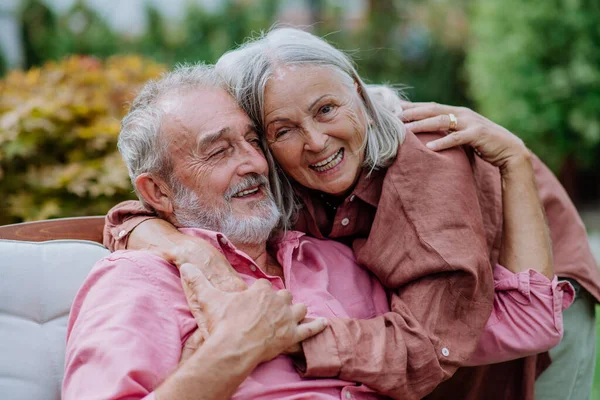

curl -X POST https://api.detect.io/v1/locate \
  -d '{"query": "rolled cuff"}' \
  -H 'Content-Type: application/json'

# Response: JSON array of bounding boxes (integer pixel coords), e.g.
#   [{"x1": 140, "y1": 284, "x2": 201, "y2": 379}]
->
[
  {"x1": 466, "y1": 264, "x2": 575, "y2": 366},
  {"x1": 297, "y1": 325, "x2": 342, "y2": 378}
]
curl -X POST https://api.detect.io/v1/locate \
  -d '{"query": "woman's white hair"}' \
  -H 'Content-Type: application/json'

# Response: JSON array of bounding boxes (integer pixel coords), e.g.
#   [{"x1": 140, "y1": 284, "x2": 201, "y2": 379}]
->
[{"x1": 215, "y1": 27, "x2": 406, "y2": 229}]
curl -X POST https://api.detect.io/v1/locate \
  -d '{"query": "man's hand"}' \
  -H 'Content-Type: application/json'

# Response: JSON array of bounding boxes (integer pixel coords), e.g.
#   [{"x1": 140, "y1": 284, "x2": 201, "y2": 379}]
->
[{"x1": 180, "y1": 263, "x2": 328, "y2": 364}]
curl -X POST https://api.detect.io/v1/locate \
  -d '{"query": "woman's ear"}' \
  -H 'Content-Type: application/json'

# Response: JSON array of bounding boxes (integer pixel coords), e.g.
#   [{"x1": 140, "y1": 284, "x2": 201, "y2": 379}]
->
[{"x1": 135, "y1": 173, "x2": 174, "y2": 216}]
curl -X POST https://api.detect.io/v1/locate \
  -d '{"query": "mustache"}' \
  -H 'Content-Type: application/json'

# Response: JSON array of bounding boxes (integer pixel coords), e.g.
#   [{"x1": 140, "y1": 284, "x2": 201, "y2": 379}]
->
[{"x1": 224, "y1": 173, "x2": 270, "y2": 201}]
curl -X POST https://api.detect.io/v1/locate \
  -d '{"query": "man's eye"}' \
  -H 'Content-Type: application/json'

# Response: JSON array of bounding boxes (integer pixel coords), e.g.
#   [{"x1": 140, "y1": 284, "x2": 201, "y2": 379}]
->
[
  {"x1": 209, "y1": 148, "x2": 226, "y2": 158},
  {"x1": 248, "y1": 137, "x2": 262, "y2": 147}
]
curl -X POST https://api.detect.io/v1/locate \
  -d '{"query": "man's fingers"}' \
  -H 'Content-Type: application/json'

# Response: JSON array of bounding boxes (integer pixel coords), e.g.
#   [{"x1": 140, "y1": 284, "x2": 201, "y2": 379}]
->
[
  {"x1": 291, "y1": 302, "x2": 308, "y2": 322},
  {"x1": 295, "y1": 318, "x2": 328, "y2": 342},
  {"x1": 276, "y1": 289, "x2": 293, "y2": 304},
  {"x1": 426, "y1": 129, "x2": 477, "y2": 152},
  {"x1": 251, "y1": 278, "x2": 273, "y2": 291}
]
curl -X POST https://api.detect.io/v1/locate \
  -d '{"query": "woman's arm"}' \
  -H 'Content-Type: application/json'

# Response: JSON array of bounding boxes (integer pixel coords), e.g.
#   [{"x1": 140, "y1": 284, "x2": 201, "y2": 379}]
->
[
  {"x1": 104, "y1": 201, "x2": 246, "y2": 292},
  {"x1": 402, "y1": 102, "x2": 553, "y2": 279}
]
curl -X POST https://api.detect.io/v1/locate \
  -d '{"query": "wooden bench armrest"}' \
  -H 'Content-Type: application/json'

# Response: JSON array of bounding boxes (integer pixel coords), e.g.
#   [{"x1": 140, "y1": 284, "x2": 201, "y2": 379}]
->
[{"x1": 0, "y1": 216, "x2": 105, "y2": 244}]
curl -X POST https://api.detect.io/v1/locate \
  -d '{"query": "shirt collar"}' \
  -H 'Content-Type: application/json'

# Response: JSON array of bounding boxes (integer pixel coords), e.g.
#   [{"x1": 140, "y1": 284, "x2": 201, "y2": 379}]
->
[
  {"x1": 294, "y1": 166, "x2": 385, "y2": 210},
  {"x1": 178, "y1": 227, "x2": 305, "y2": 265},
  {"x1": 351, "y1": 167, "x2": 385, "y2": 208}
]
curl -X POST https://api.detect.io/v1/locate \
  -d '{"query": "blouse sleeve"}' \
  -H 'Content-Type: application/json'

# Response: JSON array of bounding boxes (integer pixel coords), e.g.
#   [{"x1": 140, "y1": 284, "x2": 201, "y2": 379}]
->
[
  {"x1": 466, "y1": 264, "x2": 575, "y2": 366},
  {"x1": 103, "y1": 200, "x2": 157, "y2": 251}
]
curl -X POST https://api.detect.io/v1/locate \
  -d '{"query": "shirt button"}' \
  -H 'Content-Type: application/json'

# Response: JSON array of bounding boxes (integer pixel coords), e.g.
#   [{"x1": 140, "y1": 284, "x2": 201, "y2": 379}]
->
[
  {"x1": 349, "y1": 195, "x2": 355, "y2": 202},
  {"x1": 341, "y1": 218, "x2": 350, "y2": 226},
  {"x1": 441, "y1": 347, "x2": 450, "y2": 357},
  {"x1": 345, "y1": 391, "x2": 352, "y2": 399},
  {"x1": 219, "y1": 237, "x2": 228, "y2": 245},
  {"x1": 118, "y1": 230, "x2": 126, "y2": 238},
  {"x1": 250, "y1": 265, "x2": 257, "y2": 272}
]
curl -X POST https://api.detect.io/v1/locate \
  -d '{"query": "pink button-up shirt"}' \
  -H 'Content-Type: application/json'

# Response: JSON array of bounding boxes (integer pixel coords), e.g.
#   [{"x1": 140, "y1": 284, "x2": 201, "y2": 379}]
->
[{"x1": 63, "y1": 228, "x2": 573, "y2": 400}]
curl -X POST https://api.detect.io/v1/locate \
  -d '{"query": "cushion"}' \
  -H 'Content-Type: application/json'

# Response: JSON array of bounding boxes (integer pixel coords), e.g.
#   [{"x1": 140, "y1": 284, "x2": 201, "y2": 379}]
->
[{"x1": 0, "y1": 239, "x2": 108, "y2": 400}]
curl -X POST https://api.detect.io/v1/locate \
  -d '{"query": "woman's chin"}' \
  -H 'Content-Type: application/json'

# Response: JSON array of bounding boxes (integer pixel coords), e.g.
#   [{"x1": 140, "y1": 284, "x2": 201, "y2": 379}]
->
[{"x1": 312, "y1": 177, "x2": 356, "y2": 197}]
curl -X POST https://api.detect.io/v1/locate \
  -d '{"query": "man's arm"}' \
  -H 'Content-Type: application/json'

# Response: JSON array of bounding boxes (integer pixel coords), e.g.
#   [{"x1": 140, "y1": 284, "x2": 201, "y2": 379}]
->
[
  {"x1": 63, "y1": 254, "x2": 189, "y2": 399},
  {"x1": 154, "y1": 331, "x2": 260, "y2": 400},
  {"x1": 64, "y1": 255, "x2": 327, "y2": 400}
]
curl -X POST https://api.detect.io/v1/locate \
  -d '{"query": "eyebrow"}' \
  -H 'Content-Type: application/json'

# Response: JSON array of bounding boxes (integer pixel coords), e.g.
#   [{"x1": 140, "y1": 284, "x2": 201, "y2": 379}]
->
[
  {"x1": 266, "y1": 95, "x2": 332, "y2": 128},
  {"x1": 196, "y1": 127, "x2": 229, "y2": 152},
  {"x1": 196, "y1": 124, "x2": 257, "y2": 152},
  {"x1": 308, "y1": 94, "x2": 331, "y2": 112}
]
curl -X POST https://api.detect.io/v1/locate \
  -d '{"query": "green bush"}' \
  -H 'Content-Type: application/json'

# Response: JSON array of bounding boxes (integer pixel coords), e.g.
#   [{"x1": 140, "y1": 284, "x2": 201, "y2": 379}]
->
[
  {"x1": 467, "y1": 0, "x2": 600, "y2": 172},
  {"x1": 0, "y1": 55, "x2": 166, "y2": 224}
]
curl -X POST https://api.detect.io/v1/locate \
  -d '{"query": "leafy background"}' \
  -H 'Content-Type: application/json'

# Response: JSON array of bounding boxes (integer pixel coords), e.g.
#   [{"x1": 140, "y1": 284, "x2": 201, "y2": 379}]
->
[{"x1": 1, "y1": 0, "x2": 600, "y2": 395}]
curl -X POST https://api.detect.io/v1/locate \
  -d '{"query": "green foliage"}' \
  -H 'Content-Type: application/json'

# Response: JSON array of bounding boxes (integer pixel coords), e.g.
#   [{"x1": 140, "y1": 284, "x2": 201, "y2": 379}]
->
[
  {"x1": 0, "y1": 0, "x2": 493, "y2": 223},
  {"x1": 0, "y1": 55, "x2": 166, "y2": 224},
  {"x1": 467, "y1": 0, "x2": 600, "y2": 172}
]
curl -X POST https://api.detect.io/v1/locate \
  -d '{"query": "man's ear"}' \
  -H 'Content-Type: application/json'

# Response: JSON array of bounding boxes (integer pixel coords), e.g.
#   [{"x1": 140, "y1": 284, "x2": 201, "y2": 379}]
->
[{"x1": 135, "y1": 173, "x2": 174, "y2": 216}]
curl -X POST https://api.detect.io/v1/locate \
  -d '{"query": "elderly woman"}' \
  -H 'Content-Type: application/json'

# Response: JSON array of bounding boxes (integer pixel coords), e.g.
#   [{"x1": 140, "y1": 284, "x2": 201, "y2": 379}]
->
[{"x1": 104, "y1": 29, "x2": 599, "y2": 400}]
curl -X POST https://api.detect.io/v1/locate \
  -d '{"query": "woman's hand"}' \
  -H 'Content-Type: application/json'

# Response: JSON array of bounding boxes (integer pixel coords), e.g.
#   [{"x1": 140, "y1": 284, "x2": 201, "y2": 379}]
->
[
  {"x1": 400, "y1": 101, "x2": 530, "y2": 173},
  {"x1": 129, "y1": 219, "x2": 247, "y2": 292},
  {"x1": 171, "y1": 235, "x2": 248, "y2": 292}
]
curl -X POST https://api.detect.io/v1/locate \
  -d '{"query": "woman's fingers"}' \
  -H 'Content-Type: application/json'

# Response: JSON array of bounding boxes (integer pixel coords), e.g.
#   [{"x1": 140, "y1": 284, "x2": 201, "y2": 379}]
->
[
  {"x1": 400, "y1": 102, "x2": 457, "y2": 122},
  {"x1": 426, "y1": 129, "x2": 479, "y2": 152},
  {"x1": 404, "y1": 114, "x2": 462, "y2": 133}
]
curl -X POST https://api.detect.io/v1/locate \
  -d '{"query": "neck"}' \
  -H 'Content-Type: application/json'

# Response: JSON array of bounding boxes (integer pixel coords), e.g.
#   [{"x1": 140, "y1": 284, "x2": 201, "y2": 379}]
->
[{"x1": 236, "y1": 242, "x2": 269, "y2": 269}]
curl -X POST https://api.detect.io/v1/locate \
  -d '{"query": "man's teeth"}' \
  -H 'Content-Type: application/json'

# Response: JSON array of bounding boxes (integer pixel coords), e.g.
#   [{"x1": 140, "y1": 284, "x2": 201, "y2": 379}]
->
[
  {"x1": 232, "y1": 187, "x2": 259, "y2": 198},
  {"x1": 311, "y1": 149, "x2": 343, "y2": 172}
]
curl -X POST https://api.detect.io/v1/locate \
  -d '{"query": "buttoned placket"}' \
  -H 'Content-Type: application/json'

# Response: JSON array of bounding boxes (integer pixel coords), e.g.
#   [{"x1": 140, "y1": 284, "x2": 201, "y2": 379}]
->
[
  {"x1": 329, "y1": 195, "x2": 359, "y2": 238},
  {"x1": 216, "y1": 234, "x2": 285, "y2": 290}
]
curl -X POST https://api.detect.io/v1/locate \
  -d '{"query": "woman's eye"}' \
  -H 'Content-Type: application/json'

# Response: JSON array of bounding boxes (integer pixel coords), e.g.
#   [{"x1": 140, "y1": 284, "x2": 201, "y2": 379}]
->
[
  {"x1": 318, "y1": 104, "x2": 337, "y2": 117},
  {"x1": 276, "y1": 129, "x2": 290, "y2": 138}
]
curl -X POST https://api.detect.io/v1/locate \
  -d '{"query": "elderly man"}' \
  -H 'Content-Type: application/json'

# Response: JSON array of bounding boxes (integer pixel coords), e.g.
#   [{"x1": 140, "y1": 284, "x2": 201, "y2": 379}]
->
[{"x1": 62, "y1": 64, "x2": 392, "y2": 399}]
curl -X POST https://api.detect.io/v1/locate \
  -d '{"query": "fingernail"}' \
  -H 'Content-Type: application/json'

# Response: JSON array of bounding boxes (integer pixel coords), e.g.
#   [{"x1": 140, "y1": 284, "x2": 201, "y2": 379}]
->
[
  {"x1": 426, "y1": 142, "x2": 437, "y2": 149},
  {"x1": 319, "y1": 317, "x2": 328, "y2": 326}
]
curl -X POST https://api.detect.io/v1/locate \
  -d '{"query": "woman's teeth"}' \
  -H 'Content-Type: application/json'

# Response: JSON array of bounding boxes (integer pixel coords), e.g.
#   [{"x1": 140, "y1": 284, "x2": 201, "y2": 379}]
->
[
  {"x1": 311, "y1": 149, "x2": 344, "y2": 172},
  {"x1": 232, "y1": 187, "x2": 259, "y2": 198}
]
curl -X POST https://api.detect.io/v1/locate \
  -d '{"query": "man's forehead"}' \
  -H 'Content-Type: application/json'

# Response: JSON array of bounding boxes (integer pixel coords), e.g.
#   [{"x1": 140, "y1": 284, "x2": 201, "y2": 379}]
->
[
  {"x1": 162, "y1": 87, "x2": 248, "y2": 128},
  {"x1": 159, "y1": 87, "x2": 236, "y2": 114}
]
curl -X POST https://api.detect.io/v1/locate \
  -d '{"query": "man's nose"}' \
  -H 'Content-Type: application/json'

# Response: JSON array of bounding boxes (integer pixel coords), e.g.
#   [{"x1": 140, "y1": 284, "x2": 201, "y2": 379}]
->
[
  {"x1": 237, "y1": 142, "x2": 268, "y2": 176},
  {"x1": 303, "y1": 126, "x2": 328, "y2": 152}
]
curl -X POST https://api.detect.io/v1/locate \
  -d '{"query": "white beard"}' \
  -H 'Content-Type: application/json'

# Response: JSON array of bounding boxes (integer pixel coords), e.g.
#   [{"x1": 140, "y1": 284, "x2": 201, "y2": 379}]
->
[{"x1": 170, "y1": 175, "x2": 281, "y2": 245}]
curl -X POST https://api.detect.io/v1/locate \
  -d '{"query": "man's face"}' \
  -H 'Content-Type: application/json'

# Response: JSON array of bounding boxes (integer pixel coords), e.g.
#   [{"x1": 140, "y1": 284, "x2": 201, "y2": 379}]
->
[{"x1": 161, "y1": 88, "x2": 280, "y2": 243}]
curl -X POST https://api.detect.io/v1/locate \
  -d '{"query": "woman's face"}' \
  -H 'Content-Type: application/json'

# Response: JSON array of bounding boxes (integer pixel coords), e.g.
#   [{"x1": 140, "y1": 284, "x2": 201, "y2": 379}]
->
[{"x1": 263, "y1": 65, "x2": 368, "y2": 196}]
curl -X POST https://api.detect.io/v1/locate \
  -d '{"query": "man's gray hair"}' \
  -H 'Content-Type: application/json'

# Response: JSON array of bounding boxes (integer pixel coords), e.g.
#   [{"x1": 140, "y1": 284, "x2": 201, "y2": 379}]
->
[
  {"x1": 118, "y1": 63, "x2": 222, "y2": 209},
  {"x1": 215, "y1": 27, "x2": 406, "y2": 229}
]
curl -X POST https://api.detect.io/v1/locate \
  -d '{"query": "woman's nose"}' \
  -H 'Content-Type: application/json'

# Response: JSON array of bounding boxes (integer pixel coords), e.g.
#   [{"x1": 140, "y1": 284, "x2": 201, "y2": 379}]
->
[{"x1": 303, "y1": 128, "x2": 327, "y2": 152}]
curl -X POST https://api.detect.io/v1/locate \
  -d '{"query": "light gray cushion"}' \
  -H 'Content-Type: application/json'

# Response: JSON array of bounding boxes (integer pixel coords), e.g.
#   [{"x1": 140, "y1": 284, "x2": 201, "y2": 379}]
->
[{"x1": 0, "y1": 239, "x2": 108, "y2": 400}]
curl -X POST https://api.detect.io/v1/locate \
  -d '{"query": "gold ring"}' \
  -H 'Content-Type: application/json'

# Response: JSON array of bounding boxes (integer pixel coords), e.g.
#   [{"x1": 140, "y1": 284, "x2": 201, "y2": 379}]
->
[{"x1": 448, "y1": 113, "x2": 458, "y2": 131}]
